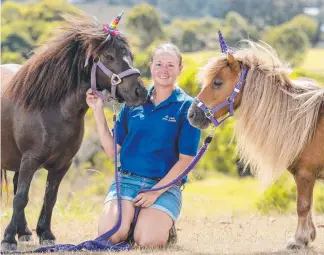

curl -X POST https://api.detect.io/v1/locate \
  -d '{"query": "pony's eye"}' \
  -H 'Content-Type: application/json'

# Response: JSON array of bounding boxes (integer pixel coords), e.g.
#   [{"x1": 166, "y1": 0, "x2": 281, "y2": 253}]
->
[
  {"x1": 105, "y1": 54, "x2": 115, "y2": 61},
  {"x1": 121, "y1": 49, "x2": 127, "y2": 55},
  {"x1": 213, "y1": 80, "x2": 223, "y2": 87}
]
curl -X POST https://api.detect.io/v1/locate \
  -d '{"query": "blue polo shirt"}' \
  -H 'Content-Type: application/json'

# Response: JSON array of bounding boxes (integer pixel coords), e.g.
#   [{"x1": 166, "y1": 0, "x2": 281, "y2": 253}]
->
[{"x1": 115, "y1": 85, "x2": 201, "y2": 180}]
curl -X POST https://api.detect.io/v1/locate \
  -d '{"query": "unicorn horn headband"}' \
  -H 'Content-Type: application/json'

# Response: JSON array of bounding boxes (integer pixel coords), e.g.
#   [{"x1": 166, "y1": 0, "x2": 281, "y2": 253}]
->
[
  {"x1": 103, "y1": 11, "x2": 124, "y2": 37},
  {"x1": 218, "y1": 30, "x2": 234, "y2": 54},
  {"x1": 85, "y1": 12, "x2": 124, "y2": 67}
]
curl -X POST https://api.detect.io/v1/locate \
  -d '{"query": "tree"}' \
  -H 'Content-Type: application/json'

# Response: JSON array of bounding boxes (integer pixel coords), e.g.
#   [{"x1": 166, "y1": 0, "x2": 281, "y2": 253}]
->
[
  {"x1": 262, "y1": 24, "x2": 310, "y2": 66},
  {"x1": 1, "y1": 0, "x2": 78, "y2": 64},
  {"x1": 166, "y1": 17, "x2": 221, "y2": 52},
  {"x1": 1, "y1": 1, "x2": 23, "y2": 25},
  {"x1": 222, "y1": 11, "x2": 259, "y2": 47},
  {"x1": 289, "y1": 14, "x2": 318, "y2": 46},
  {"x1": 126, "y1": 4, "x2": 164, "y2": 48}
]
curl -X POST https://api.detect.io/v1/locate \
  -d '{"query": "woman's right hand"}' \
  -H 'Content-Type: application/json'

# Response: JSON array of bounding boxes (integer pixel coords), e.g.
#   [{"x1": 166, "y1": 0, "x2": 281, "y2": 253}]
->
[{"x1": 86, "y1": 89, "x2": 104, "y2": 111}]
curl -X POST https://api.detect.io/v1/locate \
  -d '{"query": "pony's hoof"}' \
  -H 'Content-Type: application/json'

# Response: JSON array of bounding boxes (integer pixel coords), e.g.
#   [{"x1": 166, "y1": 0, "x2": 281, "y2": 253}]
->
[
  {"x1": 286, "y1": 239, "x2": 305, "y2": 250},
  {"x1": 38, "y1": 229, "x2": 56, "y2": 245},
  {"x1": 40, "y1": 239, "x2": 56, "y2": 246},
  {"x1": 18, "y1": 234, "x2": 33, "y2": 242},
  {"x1": 1, "y1": 241, "x2": 17, "y2": 251}
]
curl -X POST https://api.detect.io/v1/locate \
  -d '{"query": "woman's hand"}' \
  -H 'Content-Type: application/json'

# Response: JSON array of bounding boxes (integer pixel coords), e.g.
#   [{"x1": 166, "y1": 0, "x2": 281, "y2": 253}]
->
[
  {"x1": 86, "y1": 89, "x2": 104, "y2": 111},
  {"x1": 133, "y1": 191, "x2": 160, "y2": 208}
]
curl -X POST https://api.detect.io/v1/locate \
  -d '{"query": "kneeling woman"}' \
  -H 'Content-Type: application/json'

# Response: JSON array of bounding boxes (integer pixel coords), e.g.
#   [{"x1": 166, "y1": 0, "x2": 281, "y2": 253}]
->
[{"x1": 86, "y1": 43, "x2": 201, "y2": 247}]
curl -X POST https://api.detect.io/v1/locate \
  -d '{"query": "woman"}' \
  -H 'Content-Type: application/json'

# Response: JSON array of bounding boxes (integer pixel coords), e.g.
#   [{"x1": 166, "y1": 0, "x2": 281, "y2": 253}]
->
[{"x1": 86, "y1": 43, "x2": 201, "y2": 247}]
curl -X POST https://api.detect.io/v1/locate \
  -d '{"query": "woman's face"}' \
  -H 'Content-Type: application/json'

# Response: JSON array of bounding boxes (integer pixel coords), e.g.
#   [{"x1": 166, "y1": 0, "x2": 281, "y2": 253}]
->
[{"x1": 150, "y1": 50, "x2": 182, "y2": 87}]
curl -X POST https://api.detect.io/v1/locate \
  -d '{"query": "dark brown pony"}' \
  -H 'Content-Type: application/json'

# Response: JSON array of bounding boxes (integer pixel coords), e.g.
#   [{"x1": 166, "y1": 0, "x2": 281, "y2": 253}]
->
[
  {"x1": 188, "y1": 40, "x2": 324, "y2": 249},
  {"x1": 0, "y1": 13, "x2": 147, "y2": 251}
]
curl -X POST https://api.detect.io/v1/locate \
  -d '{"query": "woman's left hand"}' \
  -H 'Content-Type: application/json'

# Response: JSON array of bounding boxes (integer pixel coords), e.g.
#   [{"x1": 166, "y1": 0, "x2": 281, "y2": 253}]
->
[{"x1": 133, "y1": 191, "x2": 160, "y2": 208}]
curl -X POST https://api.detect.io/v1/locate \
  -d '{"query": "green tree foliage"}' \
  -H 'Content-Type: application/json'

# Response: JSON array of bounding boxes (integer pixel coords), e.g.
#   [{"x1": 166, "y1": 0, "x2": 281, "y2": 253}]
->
[
  {"x1": 191, "y1": 119, "x2": 238, "y2": 180},
  {"x1": 262, "y1": 22, "x2": 310, "y2": 66},
  {"x1": 256, "y1": 174, "x2": 296, "y2": 214},
  {"x1": 126, "y1": 4, "x2": 164, "y2": 48},
  {"x1": 289, "y1": 14, "x2": 319, "y2": 45},
  {"x1": 166, "y1": 17, "x2": 221, "y2": 52},
  {"x1": 107, "y1": 0, "x2": 317, "y2": 28},
  {"x1": 222, "y1": 11, "x2": 259, "y2": 47},
  {"x1": 256, "y1": 173, "x2": 324, "y2": 214},
  {"x1": 1, "y1": 0, "x2": 78, "y2": 64}
]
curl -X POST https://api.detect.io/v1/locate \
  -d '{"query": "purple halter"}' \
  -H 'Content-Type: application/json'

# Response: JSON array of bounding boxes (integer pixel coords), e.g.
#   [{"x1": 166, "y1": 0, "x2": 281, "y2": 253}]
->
[
  {"x1": 91, "y1": 57, "x2": 140, "y2": 102},
  {"x1": 90, "y1": 12, "x2": 140, "y2": 102},
  {"x1": 194, "y1": 30, "x2": 248, "y2": 127},
  {"x1": 194, "y1": 66, "x2": 247, "y2": 127}
]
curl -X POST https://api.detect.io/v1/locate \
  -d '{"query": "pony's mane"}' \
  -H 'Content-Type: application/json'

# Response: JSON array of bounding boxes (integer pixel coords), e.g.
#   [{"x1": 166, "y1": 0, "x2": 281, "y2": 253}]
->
[
  {"x1": 4, "y1": 12, "x2": 129, "y2": 111},
  {"x1": 202, "y1": 41, "x2": 324, "y2": 185}
]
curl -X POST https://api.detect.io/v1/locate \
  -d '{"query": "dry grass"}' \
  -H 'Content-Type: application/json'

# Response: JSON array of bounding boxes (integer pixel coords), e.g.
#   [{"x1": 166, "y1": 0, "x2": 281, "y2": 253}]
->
[
  {"x1": 2, "y1": 215, "x2": 324, "y2": 254},
  {"x1": 1, "y1": 171, "x2": 324, "y2": 254}
]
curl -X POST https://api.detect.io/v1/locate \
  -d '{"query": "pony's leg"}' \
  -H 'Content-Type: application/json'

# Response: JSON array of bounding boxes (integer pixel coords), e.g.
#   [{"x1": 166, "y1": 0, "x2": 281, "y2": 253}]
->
[
  {"x1": 308, "y1": 208, "x2": 317, "y2": 242},
  {"x1": 13, "y1": 172, "x2": 33, "y2": 242},
  {"x1": 287, "y1": 169, "x2": 316, "y2": 249},
  {"x1": 36, "y1": 163, "x2": 71, "y2": 245},
  {"x1": 1, "y1": 157, "x2": 40, "y2": 251}
]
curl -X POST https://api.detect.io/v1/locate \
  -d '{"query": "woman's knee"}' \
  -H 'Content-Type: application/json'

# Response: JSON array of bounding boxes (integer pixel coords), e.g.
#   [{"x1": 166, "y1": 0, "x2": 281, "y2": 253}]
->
[
  {"x1": 134, "y1": 235, "x2": 168, "y2": 248},
  {"x1": 134, "y1": 228, "x2": 169, "y2": 247}
]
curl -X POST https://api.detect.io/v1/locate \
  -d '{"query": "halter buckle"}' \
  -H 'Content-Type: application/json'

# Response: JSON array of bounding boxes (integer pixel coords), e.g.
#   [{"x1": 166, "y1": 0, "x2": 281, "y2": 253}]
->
[
  {"x1": 205, "y1": 110, "x2": 214, "y2": 119},
  {"x1": 227, "y1": 96, "x2": 234, "y2": 103},
  {"x1": 93, "y1": 56, "x2": 100, "y2": 64},
  {"x1": 111, "y1": 74, "x2": 122, "y2": 85}
]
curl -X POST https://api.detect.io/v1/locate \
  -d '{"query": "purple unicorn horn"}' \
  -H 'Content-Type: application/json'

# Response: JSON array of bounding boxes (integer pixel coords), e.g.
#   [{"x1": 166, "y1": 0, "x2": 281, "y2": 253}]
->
[{"x1": 218, "y1": 30, "x2": 228, "y2": 53}]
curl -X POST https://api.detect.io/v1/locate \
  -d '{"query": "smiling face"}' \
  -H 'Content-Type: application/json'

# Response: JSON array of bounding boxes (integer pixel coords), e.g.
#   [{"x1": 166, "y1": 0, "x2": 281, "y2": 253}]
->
[{"x1": 150, "y1": 48, "x2": 182, "y2": 88}]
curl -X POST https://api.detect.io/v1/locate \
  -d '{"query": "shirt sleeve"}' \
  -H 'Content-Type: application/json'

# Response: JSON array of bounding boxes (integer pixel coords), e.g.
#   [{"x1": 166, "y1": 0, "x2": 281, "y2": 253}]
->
[
  {"x1": 178, "y1": 101, "x2": 201, "y2": 156},
  {"x1": 113, "y1": 104, "x2": 129, "y2": 146}
]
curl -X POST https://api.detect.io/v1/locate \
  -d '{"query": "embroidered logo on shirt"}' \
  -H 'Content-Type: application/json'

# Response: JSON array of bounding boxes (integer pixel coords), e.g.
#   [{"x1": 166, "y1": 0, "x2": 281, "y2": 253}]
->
[{"x1": 162, "y1": 115, "x2": 176, "y2": 123}]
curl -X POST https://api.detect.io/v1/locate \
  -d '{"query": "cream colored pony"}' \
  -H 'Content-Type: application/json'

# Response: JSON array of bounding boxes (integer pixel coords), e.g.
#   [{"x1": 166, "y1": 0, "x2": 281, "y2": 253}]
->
[{"x1": 188, "y1": 38, "x2": 324, "y2": 249}]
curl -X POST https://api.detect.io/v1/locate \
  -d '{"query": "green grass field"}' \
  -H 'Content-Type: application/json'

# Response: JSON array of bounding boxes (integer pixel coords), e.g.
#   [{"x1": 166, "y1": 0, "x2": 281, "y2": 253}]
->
[{"x1": 301, "y1": 48, "x2": 324, "y2": 74}]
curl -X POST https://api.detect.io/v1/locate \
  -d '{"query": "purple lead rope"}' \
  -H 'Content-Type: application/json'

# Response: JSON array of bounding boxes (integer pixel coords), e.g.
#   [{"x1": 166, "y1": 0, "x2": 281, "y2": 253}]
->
[
  {"x1": 95, "y1": 113, "x2": 123, "y2": 241},
  {"x1": 29, "y1": 109, "x2": 214, "y2": 253},
  {"x1": 131, "y1": 131, "x2": 215, "y2": 226}
]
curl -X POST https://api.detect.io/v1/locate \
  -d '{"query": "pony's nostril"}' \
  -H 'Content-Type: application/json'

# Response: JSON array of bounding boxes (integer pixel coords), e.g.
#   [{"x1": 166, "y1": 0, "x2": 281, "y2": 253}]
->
[
  {"x1": 188, "y1": 111, "x2": 195, "y2": 119},
  {"x1": 135, "y1": 87, "x2": 140, "y2": 97}
]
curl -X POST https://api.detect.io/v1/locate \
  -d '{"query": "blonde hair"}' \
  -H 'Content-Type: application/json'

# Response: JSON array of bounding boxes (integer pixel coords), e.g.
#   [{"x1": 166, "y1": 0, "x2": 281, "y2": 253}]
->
[
  {"x1": 235, "y1": 41, "x2": 324, "y2": 185},
  {"x1": 151, "y1": 43, "x2": 182, "y2": 66},
  {"x1": 201, "y1": 41, "x2": 324, "y2": 186}
]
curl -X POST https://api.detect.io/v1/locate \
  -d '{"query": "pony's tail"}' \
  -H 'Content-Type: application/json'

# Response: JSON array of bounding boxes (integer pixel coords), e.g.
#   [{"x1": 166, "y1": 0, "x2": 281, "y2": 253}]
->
[{"x1": 0, "y1": 169, "x2": 9, "y2": 205}]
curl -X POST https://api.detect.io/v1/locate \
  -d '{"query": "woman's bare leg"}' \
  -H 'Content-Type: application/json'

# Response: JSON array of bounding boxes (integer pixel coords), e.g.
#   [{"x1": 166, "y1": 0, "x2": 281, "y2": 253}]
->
[
  {"x1": 133, "y1": 208, "x2": 173, "y2": 247},
  {"x1": 98, "y1": 200, "x2": 135, "y2": 243}
]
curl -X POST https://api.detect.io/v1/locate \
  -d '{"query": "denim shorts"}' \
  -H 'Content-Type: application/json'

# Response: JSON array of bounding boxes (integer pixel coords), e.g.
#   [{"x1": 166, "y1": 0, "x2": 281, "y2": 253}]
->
[{"x1": 104, "y1": 171, "x2": 182, "y2": 221}]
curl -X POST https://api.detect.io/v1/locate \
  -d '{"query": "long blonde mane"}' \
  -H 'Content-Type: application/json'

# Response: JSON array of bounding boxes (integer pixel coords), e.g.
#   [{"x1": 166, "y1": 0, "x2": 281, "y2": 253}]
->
[{"x1": 231, "y1": 41, "x2": 324, "y2": 185}]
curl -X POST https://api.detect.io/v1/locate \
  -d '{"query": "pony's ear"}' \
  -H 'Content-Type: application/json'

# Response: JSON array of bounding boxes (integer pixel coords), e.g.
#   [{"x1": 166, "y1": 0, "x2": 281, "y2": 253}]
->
[
  {"x1": 84, "y1": 43, "x2": 99, "y2": 67},
  {"x1": 227, "y1": 52, "x2": 240, "y2": 73}
]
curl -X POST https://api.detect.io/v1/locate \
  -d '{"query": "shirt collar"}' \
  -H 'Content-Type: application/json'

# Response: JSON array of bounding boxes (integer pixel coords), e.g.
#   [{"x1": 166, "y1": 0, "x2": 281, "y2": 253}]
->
[{"x1": 147, "y1": 85, "x2": 186, "y2": 104}]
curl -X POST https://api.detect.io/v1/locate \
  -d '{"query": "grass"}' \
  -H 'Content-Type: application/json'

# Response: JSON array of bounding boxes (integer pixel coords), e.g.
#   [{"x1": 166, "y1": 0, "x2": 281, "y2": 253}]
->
[
  {"x1": 183, "y1": 174, "x2": 260, "y2": 217},
  {"x1": 1, "y1": 171, "x2": 324, "y2": 254},
  {"x1": 301, "y1": 48, "x2": 324, "y2": 74}
]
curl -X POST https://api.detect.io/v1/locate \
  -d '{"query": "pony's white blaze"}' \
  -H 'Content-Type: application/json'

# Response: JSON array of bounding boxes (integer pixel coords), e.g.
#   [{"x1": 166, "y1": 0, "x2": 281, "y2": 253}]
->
[{"x1": 123, "y1": 56, "x2": 133, "y2": 69}]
